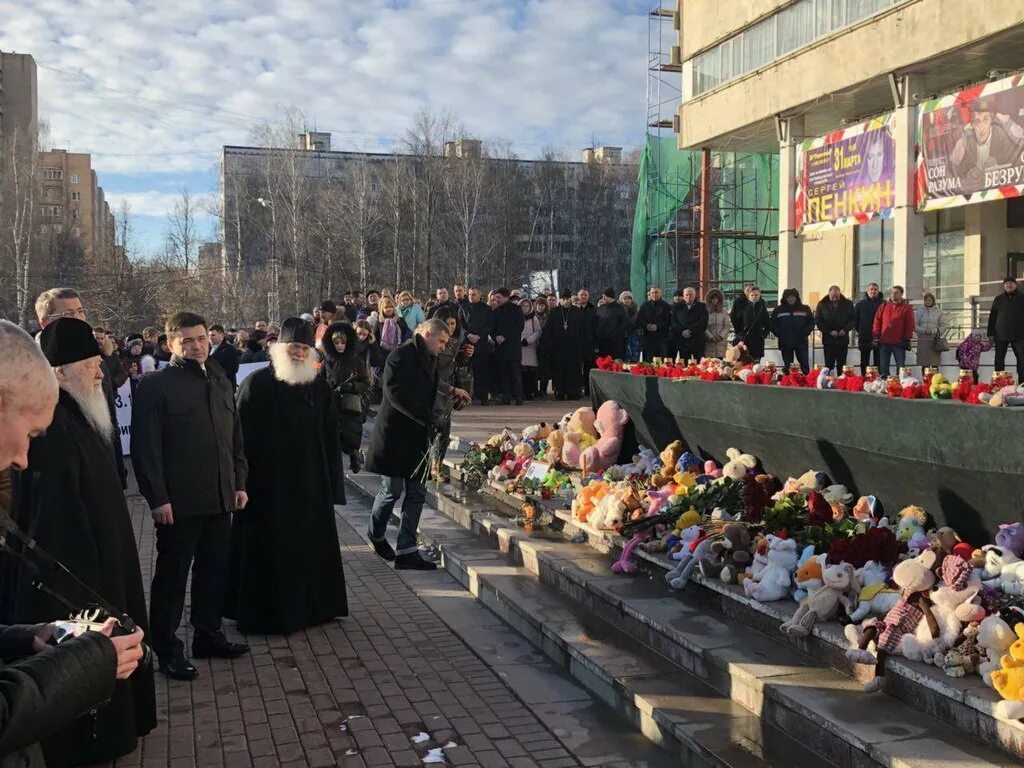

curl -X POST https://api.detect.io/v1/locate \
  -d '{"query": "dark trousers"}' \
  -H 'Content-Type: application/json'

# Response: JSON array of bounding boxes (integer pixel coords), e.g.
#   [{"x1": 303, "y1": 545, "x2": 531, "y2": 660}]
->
[
  {"x1": 858, "y1": 344, "x2": 880, "y2": 376},
  {"x1": 676, "y1": 339, "x2": 705, "y2": 363},
  {"x1": 823, "y1": 342, "x2": 849, "y2": 370},
  {"x1": 497, "y1": 360, "x2": 523, "y2": 403},
  {"x1": 994, "y1": 339, "x2": 1024, "y2": 380},
  {"x1": 471, "y1": 351, "x2": 491, "y2": 403},
  {"x1": 521, "y1": 366, "x2": 538, "y2": 400},
  {"x1": 641, "y1": 337, "x2": 670, "y2": 361},
  {"x1": 582, "y1": 356, "x2": 595, "y2": 395},
  {"x1": 781, "y1": 346, "x2": 810, "y2": 374},
  {"x1": 150, "y1": 512, "x2": 230, "y2": 661}
]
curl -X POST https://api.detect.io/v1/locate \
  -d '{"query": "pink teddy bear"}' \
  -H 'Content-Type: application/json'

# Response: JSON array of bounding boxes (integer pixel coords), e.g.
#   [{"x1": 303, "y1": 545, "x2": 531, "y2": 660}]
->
[{"x1": 579, "y1": 400, "x2": 630, "y2": 473}]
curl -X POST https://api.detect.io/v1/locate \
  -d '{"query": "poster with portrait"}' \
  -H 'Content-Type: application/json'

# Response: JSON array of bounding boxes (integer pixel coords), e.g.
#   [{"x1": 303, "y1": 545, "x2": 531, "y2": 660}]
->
[
  {"x1": 917, "y1": 72, "x2": 1024, "y2": 211},
  {"x1": 795, "y1": 113, "x2": 896, "y2": 234}
]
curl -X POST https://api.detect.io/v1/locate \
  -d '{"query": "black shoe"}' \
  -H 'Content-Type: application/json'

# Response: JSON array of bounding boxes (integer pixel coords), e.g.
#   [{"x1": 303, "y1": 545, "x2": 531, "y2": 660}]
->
[
  {"x1": 395, "y1": 552, "x2": 438, "y2": 571},
  {"x1": 159, "y1": 657, "x2": 199, "y2": 681},
  {"x1": 500, "y1": 399, "x2": 512, "y2": 406},
  {"x1": 477, "y1": 399, "x2": 488, "y2": 407},
  {"x1": 192, "y1": 636, "x2": 250, "y2": 659},
  {"x1": 350, "y1": 452, "x2": 363, "y2": 474},
  {"x1": 514, "y1": 400, "x2": 523, "y2": 406},
  {"x1": 370, "y1": 538, "x2": 396, "y2": 561}
]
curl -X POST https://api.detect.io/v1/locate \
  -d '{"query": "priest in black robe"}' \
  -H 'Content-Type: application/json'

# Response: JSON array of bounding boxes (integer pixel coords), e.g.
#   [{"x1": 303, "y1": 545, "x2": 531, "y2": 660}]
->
[
  {"x1": 8, "y1": 317, "x2": 156, "y2": 767},
  {"x1": 540, "y1": 290, "x2": 587, "y2": 400},
  {"x1": 227, "y1": 317, "x2": 348, "y2": 635}
]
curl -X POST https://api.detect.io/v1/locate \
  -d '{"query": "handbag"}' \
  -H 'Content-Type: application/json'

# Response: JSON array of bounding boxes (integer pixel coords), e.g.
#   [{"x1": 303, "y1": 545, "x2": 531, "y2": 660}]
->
[
  {"x1": 337, "y1": 391, "x2": 364, "y2": 414},
  {"x1": 932, "y1": 333, "x2": 950, "y2": 353}
]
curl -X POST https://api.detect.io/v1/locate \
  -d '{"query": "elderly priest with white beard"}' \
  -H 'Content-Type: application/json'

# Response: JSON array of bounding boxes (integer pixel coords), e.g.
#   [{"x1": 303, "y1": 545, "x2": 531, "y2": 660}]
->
[
  {"x1": 226, "y1": 317, "x2": 348, "y2": 635},
  {"x1": 7, "y1": 317, "x2": 155, "y2": 767}
]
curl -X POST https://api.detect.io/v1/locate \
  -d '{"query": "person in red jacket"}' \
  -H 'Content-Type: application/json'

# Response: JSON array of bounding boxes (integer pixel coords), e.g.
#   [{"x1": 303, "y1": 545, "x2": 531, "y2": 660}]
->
[{"x1": 872, "y1": 285, "x2": 916, "y2": 377}]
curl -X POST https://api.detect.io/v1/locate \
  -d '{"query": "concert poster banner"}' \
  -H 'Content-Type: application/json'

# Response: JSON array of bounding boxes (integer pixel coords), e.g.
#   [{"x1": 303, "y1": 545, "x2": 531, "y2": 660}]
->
[
  {"x1": 795, "y1": 113, "x2": 896, "y2": 234},
  {"x1": 917, "y1": 71, "x2": 1024, "y2": 211}
]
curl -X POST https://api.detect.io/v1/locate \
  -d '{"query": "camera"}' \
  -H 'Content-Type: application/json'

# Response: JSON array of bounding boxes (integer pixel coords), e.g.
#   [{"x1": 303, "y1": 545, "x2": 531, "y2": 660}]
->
[{"x1": 53, "y1": 606, "x2": 152, "y2": 673}]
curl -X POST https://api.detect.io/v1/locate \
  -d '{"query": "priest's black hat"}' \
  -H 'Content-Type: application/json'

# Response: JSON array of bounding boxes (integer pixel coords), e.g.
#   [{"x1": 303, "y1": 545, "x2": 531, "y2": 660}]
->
[
  {"x1": 559, "y1": 289, "x2": 572, "y2": 299},
  {"x1": 278, "y1": 317, "x2": 315, "y2": 347},
  {"x1": 39, "y1": 317, "x2": 100, "y2": 366}
]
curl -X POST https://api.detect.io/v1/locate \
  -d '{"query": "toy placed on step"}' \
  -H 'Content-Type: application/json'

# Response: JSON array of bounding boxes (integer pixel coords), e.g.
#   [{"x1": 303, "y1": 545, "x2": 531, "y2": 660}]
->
[
  {"x1": 560, "y1": 407, "x2": 598, "y2": 468},
  {"x1": 666, "y1": 528, "x2": 712, "y2": 590},
  {"x1": 847, "y1": 561, "x2": 900, "y2": 623},
  {"x1": 650, "y1": 441, "x2": 684, "y2": 487},
  {"x1": 792, "y1": 547, "x2": 824, "y2": 602},
  {"x1": 978, "y1": 612, "x2": 1018, "y2": 687},
  {"x1": 742, "y1": 534, "x2": 799, "y2": 601},
  {"x1": 933, "y1": 621, "x2": 982, "y2": 678},
  {"x1": 721, "y1": 447, "x2": 758, "y2": 481},
  {"x1": 781, "y1": 562, "x2": 858, "y2": 637},
  {"x1": 982, "y1": 546, "x2": 1024, "y2": 596},
  {"x1": 579, "y1": 400, "x2": 630, "y2": 474},
  {"x1": 698, "y1": 523, "x2": 752, "y2": 585},
  {"x1": 901, "y1": 554, "x2": 983, "y2": 665},
  {"x1": 992, "y1": 623, "x2": 1024, "y2": 719}
]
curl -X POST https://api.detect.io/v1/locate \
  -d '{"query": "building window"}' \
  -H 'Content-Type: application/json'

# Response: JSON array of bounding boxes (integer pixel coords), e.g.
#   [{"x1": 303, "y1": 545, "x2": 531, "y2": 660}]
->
[
  {"x1": 41, "y1": 205, "x2": 63, "y2": 218},
  {"x1": 923, "y1": 209, "x2": 965, "y2": 301},
  {"x1": 70, "y1": 173, "x2": 80, "y2": 184},
  {"x1": 71, "y1": 191, "x2": 81, "y2": 201},
  {"x1": 71, "y1": 208, "x2": 80, "y2": 220},
  {"x1": 43, "y1": 167, "x2": 63, "y2": 180},
  {"x1": 854, "y1": 218, "x2": 894, "y2": 295}
]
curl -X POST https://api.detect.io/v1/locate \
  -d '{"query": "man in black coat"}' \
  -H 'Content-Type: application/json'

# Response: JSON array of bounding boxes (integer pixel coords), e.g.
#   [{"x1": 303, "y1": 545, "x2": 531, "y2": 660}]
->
[
  {"x1": 854, "y1": 283, "x2": 885, "y2": 375},
  {"x1": 636, "y1": 286, "x2": 673, "y2": 359},
  {"x1": 0, "y1": 319, "x2": 145, "y2": 768},
  {"x1": 131, "y1": 311, "x2": 250, "y2": 681},
  {"x1": 491, "y1": 287, "x2": 525, "y2": 405},
  {"x1": 671, "y1": 287, "x2": 709, "y2": 361},
  {"x1": 427, "y1": 287, "x2": 458, "y2": 320},
  {"x1": 227, "y1": 318, "x2": 347, "y2": 635},
  {"x1": 988, "y1": 276, "x2": 1024, "y2": 381},
  {"x1": 770, "y1": 288, "x2": 815, "y2": 373},
  {"x1": 9, "y1": 318, "x2": 155, "y2": 767},
  {"x1": 365, "y1": 319, "x2": 470, "y2": 570},
  {"x1": 209, "y1": 324, "x2": 241, "y2": 390},
  {"x1": 576, "y1": 288, "x2": 598, "y2": 394},
  {"x1": 737, "y1": 286, "x2": 771, "y2": 361},
  {"x1": 459, "y1": 288, "x2": 494, "y2": 405},
  {"x1": 540, "y1": 291, "x2": 586, "y2": 400},
  {"x1": 730, "y1": 283, "x2": 754, "y2": 339},
  {"x1": 595, "y1": 289, "x2": 629, "y2": 359},
  {"x1": 815, "y1": 285, "x2": 856, "y2": 370}
]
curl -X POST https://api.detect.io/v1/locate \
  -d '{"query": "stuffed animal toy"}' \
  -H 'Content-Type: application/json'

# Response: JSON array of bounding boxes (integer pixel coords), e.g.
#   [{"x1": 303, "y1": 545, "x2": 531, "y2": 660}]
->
[
  {"x1": 666, "y1": 534, "x2": 712, "y2": 590},
  {"x1": 651, "y1": 441, "x2": 684, "y2": 487},
  {"x1": 567, "y1": 407, "x2": 598, "y2": 437},
  {"x1": 845, "y1": 550, "x2": 939, "y2": 692},
  {"x1": 579, "y1": 400, "x2": 630, "y2": 474},
  {"x1": 933, "y1": 621, "x2": 982, "y2": 677},
  {"x1": 677, "y1": 451, "x2": 702, "y2": 475},
  {"x1": 895, "y1": 506, "x2": 928, "y2": 544},
  {"x1": 745, "y1": 536, "x2": 769, "y2": 583},
  {"x1": 561, "y1": 408, "x2": 598, "y2": 468},
  {"x1": 522, "y1": 422, "x2": 552, "y2": 441},
  {"x1": 997, "y1": 523, "x2": 1024, "y2": 558},
  {"x1": 743, "y1": 535, "x2": 799, "y2": 601},
  {"x1": 571, "y1": 481, "x2": 607, "y2": 523},
  {"x1": 781, "y1": 562, "x2": 858, "y2": 637},
  {"x1": 991, "y1": 624, "x2": 1024, "y2": 719},
  {"x1": 668, "y1": 521, "x2": 701, "y2": 560},
  {"x1": 851, "y1": 495, "x2": 882, "y2": 524},
  {"x1": 977, "y1": 613, "x2": 1017, "y2": 686},
  {"x1": 543, "y1": 429, "x2": 565, "y2": 465},
  {"x1": 698, "y1": 523, "x2": 752, "y2": 584},
  {"x1": 822, "y1": 484, "x2": 854, "y2": 508},
  {"x1": 588, "y1": 490, "x2": 624, "y2": 530},
  {"x1": 847, "y1": 560, "x2": 900, "y2": 623},
  {"x1": 982, "y1": 546, "x2": 1024, "y2": 595},
  {"x1": 702, "y1": 460, "x2": 722, "y2": 479},
  {"x1": 901, "y1": 554, "x2": 983, "y2": 664},
  {"x1": 792, "y1": 547, "x2": 824, "y2": 602},
  {"x1": 721, "y1": 447, "x2": 758, "y2": 481},
  {"x1": 510, "y1": 443, "x2": 535, "y2": 478}
]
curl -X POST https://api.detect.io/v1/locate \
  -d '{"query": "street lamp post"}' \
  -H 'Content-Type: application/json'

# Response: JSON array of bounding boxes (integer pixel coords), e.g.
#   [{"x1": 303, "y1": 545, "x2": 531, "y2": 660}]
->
[{"x1": 257, "y1": 197, "x2": 280, "y2": 324}]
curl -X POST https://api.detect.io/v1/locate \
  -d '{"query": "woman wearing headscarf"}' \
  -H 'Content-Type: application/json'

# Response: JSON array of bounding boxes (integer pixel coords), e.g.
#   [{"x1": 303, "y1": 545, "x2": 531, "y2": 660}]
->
[
  {"x1": 619, "y1": 291, "x2": 641, "y2": 362},
  {"x1": 520, "y1": 298, "x2": 543, "y2": 400},
  {"x1": 370, "y1": 296, "x2": 411, "y2": 355},
  {"x1": 321, "y1": 321, "x2": 370, "y2": 473}
]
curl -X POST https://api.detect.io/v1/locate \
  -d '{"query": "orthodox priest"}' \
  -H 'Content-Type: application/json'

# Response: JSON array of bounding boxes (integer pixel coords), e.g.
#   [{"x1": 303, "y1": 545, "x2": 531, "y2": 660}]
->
[
  {"x1": 227, "y1": 317, "x2": 348, "y2": 634},
  {"x1": 8, "y1": 317, "x2": 155, "y2": 766},
  {"x1": 540, "y1": 290, "x2": 587, "y2": 400}
]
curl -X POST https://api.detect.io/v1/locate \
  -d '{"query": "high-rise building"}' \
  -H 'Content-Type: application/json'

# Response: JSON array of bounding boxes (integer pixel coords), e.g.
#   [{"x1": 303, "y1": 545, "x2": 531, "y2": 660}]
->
[
  {"x1": 0, "y1": 50, "x2": 38, "y2": 148},
  {"x1": 38, "y1": 149, "x2": 115, "y2": 261}
]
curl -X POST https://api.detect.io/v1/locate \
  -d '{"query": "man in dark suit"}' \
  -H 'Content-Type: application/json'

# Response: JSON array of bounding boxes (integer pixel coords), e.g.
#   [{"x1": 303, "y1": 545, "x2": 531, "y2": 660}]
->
[
  {"x1": 131, "y1": 312, "x2": 249, "y2": 681},
  {"x1": 365, "y1": 319, "x2": 470, "y2": 570},
  {"x1": 671, "y1": 286, "x2": 709, "y2": 361},
  {"x1": 491, "y1": 287, "x2": 525, "y2": 405},
  {"x1": 209, "y1": 324, "x2": 241, "y2": 390},
  {"x1": 459, "y1": 287, "x2": 494, "y2": 405}
]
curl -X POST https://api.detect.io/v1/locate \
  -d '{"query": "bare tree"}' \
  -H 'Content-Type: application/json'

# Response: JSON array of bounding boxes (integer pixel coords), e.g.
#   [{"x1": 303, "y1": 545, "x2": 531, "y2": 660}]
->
[
  {"x1": 442, "y1": 135, "x2": 491, "y2": 285},
  {"x1": 339, "y1": 157, "x2": 382, "y2": 293},
  {"x1": 404, "y1": 108, "x2": 455, "y2": 293},
  {"x1": 0, "y1": 126, "x2": 42, "y2": 325}
]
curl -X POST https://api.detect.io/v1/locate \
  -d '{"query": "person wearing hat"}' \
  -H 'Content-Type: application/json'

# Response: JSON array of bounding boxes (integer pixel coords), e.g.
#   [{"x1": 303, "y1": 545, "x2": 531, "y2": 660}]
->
[
  {"x1": 988, "y1": 276, "x2": 1024, "y2": 382},
  {"x1": 131, "y1": 311, "x2": 249, "y2": 681},
  {"x1": 315, "y1": 300, "x2": 339, "y2": 351},
  {"x1": 540, "y1": 290, "x2": 586, "y2": 400},
  {"x1": 594, "y1": 288, "x2": 629, "y2": 360},
  {"x1": 8, "y1": 318, "x2": 156, "y2": 765},
  {"x1": 226, "y1": 318, "x2": 348, "y2": 634}
]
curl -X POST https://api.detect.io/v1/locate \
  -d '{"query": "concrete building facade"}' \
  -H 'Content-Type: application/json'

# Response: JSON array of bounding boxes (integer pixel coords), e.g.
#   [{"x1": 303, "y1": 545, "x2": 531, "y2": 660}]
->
[
  {"x1": 676, "y1": 0, "x2": 1024, "y2": 332},
  {"x1": 0, "y1": 50, "x2": 38, "y2": 148},
  {"x1": 39, "y1": 149, "x2": 115, "y2": 262}
]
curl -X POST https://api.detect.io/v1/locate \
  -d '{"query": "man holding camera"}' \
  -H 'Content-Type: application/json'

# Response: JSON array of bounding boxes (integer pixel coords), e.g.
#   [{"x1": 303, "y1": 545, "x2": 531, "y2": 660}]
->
[{"x1": 0, "y1": 320, "x2": 145, "y2": 766}]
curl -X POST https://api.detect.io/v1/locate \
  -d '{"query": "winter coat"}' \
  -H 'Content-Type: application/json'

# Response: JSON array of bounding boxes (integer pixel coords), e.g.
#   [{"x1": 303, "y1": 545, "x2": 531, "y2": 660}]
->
[
  {"x1": 320, "y1": 322, "x2": 370, "y2": 454},
  {"x1": 671, "y1": 302, "x2": 709, "y2": 348},
  {"x1": 427, "y1": 300, "x2": 459, "y2": 320},
  {"x1": 491, "y1": 302, "x2": 525, "y2": 363},
  {"x1": 771, "y1": 291, "x2": 815, "y2": 349},
  {"x1": 738, "y1": 300, "x2": 771, "y2": 346},
  {"x1": 854, "y1": 294, "x2": 885, "y2": 346},
  {"x1": 458, "y1": 301, "x2": 494, "y2": 354},
  {"x1": 872, "y1": 300, "x2": 915, "y2": 347},
  {"x1": 211, "y1": 343, "x2": 242, "y2": 389},
  {"x1": 595, "y1": 301, "x2": 629, "y2": 359},
  {"x1": 915, "y1": 305, "x2": 946, "y2": 338},
  {"x1": 636, "y1": 299, "x2": 673, "y2": 340},
  {"x1": 987, "y1": 287, "x2": 1024, "y2": 341},
  {"x1": 370, "y1": 315, "x2": 411, "y2": 353},
  {"x1": 730, "y1": 295, "x2": 750, "y2": 334},
  {"x1": 239, "y1": 342, "x2": 268, "y2": 364},
  {"x1": 521, "y1": 314, "x2": 543, "y2": 367},
  {"x1": 365, "y1": 336, "x2": 449, "y2": 479},
  {"x1": 397, "y1": 302, "x2": 426, "y2": 329},
  {"x1": 705, "y1": 309, "x2": 731, "y2": 358},
  {"x1": 814, "y1": 296, "x2": 856, "y2": 346}
]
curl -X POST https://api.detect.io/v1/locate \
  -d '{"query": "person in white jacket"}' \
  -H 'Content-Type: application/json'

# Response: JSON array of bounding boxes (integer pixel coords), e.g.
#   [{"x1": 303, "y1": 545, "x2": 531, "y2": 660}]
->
[{"x1": 519, "y1": 298, "x2": 543, "y2": 400}]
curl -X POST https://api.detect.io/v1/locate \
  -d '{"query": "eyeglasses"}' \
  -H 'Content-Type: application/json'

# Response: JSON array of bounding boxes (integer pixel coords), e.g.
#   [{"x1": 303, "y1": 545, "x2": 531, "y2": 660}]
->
[{"x1": 46, "y1": 307, "x2": 87, "y2": 321}]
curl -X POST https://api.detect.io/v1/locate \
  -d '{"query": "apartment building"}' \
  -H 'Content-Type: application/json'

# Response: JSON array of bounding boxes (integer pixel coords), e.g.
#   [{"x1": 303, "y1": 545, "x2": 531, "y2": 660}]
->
[
  {"x1": 39, "y1": 149, "x2": 114, "y2": 261},
  {"x1": 0, "y1": 50, "x2": 37, "y2": 148},
  {"x1": 676, "y1": 0, "x2": 1024, "y2": 326}
]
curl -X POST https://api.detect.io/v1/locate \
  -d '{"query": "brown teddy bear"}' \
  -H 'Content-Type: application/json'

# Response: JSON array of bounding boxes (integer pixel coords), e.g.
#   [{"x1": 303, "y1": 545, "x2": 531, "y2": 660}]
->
[
  {"x1": 651, "y1": 440, "x2": 684, "y2": 488},
  {"x1": 698, "y1": 522, "x2": 752, "y2": 584}
]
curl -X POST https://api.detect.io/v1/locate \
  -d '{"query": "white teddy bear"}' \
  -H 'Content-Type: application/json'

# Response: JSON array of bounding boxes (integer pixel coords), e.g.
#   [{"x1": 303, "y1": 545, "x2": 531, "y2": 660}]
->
[{"x1": 742, "y1": 535, "x2": 798, "y2": 602}]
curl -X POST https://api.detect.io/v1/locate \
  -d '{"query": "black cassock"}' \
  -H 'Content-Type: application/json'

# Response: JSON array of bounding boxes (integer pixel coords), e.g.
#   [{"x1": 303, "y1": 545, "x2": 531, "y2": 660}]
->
[
  {"x1": 227, "y1": 367, "x2": 348, "y2": 635},
  {"x1": 540, "y1": 306, "x2": 586, "y2": 396},
  {"x1": 8, "y1": 390, "x2": 156, "y2": 768}
]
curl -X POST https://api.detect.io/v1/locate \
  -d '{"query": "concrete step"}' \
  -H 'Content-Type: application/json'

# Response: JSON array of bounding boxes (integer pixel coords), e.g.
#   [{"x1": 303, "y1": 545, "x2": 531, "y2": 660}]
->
[{"x1": 349, "y1": 468, "x2": 1021, "y2": 768}]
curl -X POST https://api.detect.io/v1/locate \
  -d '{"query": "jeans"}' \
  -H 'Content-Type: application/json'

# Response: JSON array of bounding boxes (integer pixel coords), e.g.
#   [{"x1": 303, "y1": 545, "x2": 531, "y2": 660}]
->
[
  {"x1": 369, "y1": 476, "x2": 426, "y2": 555},
  {"x1": 781, "y1": 346, "x2": 810, "y2": 374},
  {"x1": 878, "y1": 344, "x2": 906, "y2": 378},
  {"x1": 994, "y1": 339, "x2": 1024, "y2": 381}
]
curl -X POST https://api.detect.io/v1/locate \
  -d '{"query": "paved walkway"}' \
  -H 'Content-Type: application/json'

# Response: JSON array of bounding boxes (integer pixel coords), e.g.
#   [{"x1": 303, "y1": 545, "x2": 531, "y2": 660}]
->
[{"x1": 115, "y1": 466, "x2": 664, "y2": 768}]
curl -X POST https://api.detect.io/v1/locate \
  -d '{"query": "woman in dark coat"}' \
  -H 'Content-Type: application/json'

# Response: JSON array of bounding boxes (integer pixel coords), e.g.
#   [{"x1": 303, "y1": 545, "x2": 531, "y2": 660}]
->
[{"x1": 321, "y1": 321, "x2": 370, "y2": 473}]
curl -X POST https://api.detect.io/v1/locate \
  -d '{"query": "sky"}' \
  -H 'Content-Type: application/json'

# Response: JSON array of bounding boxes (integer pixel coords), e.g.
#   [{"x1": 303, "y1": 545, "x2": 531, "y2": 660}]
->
[{"x1": 0, "y1": 0, "x2": 651, "y2": 253}]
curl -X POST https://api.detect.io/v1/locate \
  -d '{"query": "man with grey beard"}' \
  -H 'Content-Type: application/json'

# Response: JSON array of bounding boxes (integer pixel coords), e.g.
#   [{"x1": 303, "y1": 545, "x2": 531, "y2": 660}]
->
[
  {"x1": 7, "y1": 317, "x2": 155, "y2": 765},
  {"x1": 226, "y1": 317, "x2": 348, "y2": 634}
]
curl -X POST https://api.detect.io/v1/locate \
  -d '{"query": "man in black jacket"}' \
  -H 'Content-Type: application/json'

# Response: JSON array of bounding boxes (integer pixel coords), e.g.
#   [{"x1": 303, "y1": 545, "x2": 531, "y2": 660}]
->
[
  {"x1": 365, "y1": 320, "x2": 470, "y2": 570},
  {"x1": 730, "y1": 283, "x2": 754, "y2": 339},
  {"x1": 209, "y1": 324, "x2": 241, "y2": 390},
  {"x1": 770, "y1": 288, "x2": 815, "y2": 373},
  {"x1": 427, "y1": 287, "x2": 458, "y2": 320},
  {"x1": 0, "y1": 320, "x2": 145, "y2": 767},
  {"x1": 815, "y1": 286, "x2": 856, "y2": 370},
  {"x1": 738, "y1": 286, "x2": 771, "y2": 361},
  {"x1": 577, "y1": 289, "x2": 597, "y2": 394},
  {"x1": 988, "y1": 277, "x2": 1024, "y2": 381},
  {"x1": 636, "y1": 286, "x2": 673, "y2": 359},
  {"x1": 671, "y1": 287, "x2": 708, "y2": 362},
  {"x1": 491, "y1": 287, "x2": 526, "y2": 405},
  {"x1": 854, "y1": 283, "x2": 885, "y2": 375},
  {"x1": 459, "y1": 288, "x2": 494, "y2": 405},
  {"x1": 595, "y1": 289, "x2": 629, "y2": 359},
  {"x1": 131, "y1": 312, "x2": 250, "y2": 682}
]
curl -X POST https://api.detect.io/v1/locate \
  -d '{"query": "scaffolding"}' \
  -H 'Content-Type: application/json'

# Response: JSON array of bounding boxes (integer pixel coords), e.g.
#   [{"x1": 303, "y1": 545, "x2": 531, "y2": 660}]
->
[{"x1": 632, "y1": 5, "x2": 780, "y2": 304}]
